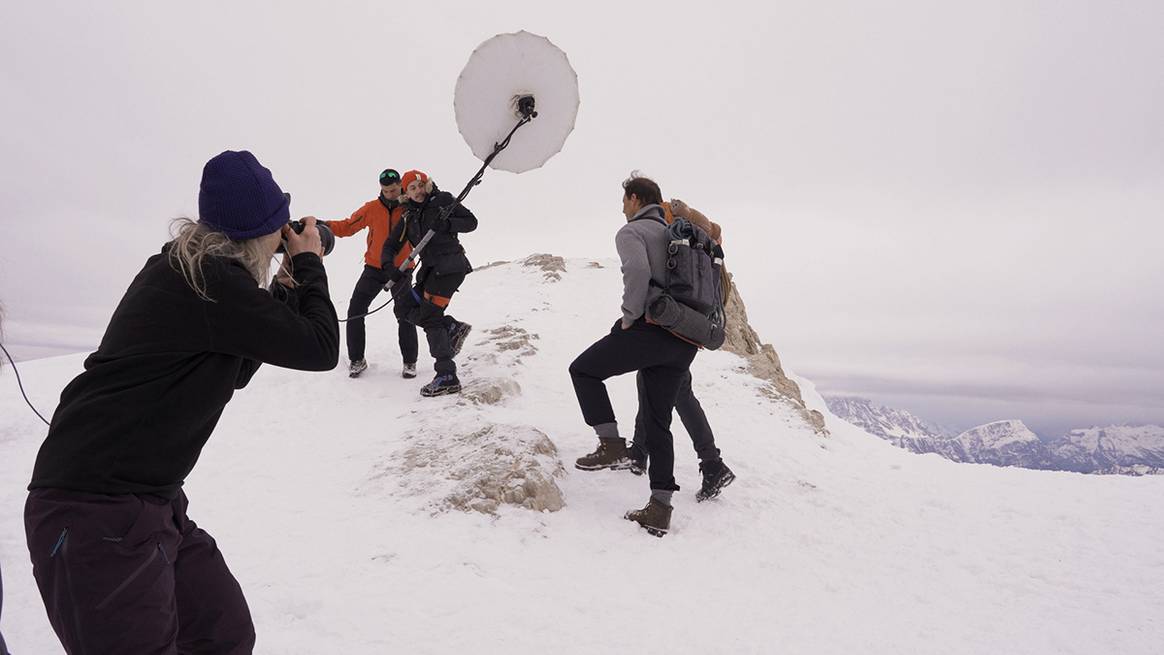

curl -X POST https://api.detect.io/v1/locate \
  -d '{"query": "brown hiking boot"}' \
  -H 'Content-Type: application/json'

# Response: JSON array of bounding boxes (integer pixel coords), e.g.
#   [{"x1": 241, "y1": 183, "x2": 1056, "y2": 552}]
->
[
  {"x1": 624, "y1": 497, "x2": 672, "y2": 537},
  {"x1": 575, "y1": 438, "x2": 633, "y2": 471}
]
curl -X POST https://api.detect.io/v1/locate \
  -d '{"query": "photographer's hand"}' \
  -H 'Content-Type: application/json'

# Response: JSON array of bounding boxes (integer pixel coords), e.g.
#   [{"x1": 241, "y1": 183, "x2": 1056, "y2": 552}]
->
[{"x1": 283, "y1": 216, "x2": 324, "y2": 257}]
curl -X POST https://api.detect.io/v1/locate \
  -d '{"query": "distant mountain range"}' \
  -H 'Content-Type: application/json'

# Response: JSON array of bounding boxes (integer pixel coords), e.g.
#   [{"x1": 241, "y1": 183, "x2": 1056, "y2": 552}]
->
[{"x1": 824, "y1": 397, "x2": 1164, "y2": 476}]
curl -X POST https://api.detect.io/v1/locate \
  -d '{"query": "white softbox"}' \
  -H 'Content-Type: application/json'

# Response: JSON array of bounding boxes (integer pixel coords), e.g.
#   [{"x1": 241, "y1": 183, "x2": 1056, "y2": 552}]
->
[{"x1": 454, "y1": 31, "x2": 580, "y2": 173}]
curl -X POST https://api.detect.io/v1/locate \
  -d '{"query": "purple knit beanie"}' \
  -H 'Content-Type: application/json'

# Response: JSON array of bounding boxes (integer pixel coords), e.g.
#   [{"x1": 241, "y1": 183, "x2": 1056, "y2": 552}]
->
[{"x1": 198, "y1": 150, "x2": 290, "y2": 240}]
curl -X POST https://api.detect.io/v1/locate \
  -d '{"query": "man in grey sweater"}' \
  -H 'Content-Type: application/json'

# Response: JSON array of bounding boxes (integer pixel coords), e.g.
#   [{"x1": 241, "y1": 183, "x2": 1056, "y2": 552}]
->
[{"x1": 568, "y1": 175, "x2": 700, "y2": 537}]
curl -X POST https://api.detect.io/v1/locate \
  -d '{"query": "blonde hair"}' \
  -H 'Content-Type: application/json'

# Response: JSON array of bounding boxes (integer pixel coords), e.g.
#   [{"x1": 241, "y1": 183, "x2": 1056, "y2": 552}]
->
[{"x1": 167, "y1": 218, "x2": 280, "y2": 302}]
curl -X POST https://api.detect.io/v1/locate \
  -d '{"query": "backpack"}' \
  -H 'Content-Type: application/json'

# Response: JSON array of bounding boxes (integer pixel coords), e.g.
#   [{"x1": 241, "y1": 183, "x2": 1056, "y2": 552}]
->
[{"x1": 646, "y1": 218, "x2": 727, "y2": 350}]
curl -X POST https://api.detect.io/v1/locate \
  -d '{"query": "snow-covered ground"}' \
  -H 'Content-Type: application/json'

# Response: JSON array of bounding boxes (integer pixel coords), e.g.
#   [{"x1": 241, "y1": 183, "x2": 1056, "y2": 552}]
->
[{"x1": 2, "y1": 256, "x2": 1162, "y2": 654}]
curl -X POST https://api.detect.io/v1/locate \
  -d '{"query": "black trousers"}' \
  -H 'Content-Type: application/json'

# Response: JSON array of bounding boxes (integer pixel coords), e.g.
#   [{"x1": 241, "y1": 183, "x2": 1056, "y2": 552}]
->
[
  {"x1": 25, "y1": 488, "x2": 255, "y2": 654},
  {"x1": 632, "y1": 370, "x2": 720, "y2": 465},
  {"x1": 569, "y1": 319, "x2": 698, "y2": 491},
  {"x1": 347, "y1": 265, "x2": 419, "y2": 364},
  {"x1": 394, "y1": 267, "x2": 466, "y2": 376}
]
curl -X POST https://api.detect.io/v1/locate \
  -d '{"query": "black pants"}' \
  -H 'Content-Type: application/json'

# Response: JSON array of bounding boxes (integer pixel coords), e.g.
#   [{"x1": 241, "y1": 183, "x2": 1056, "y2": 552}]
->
[
  {"x1": 25, "y1": 488, "x2": 255, "y2": 654},
  {"x1": 347, "y1": 265, "x2": 419, "y2": 364},
  {"x1": 395, "y1": 267, "x2": 466, "y2": 376},
  {"x1": 569, "y1": 319, "x2": 699, "y2": 491},
  {"x1": 632, "y1": 370, "x2": 720, "y2": 465}
]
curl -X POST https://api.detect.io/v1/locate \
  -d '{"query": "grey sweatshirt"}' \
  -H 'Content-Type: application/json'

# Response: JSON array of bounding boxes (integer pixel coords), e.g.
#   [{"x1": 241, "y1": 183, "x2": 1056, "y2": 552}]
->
[{"x1": 615, "y1": 204, "x2": 670, "y2": 327}]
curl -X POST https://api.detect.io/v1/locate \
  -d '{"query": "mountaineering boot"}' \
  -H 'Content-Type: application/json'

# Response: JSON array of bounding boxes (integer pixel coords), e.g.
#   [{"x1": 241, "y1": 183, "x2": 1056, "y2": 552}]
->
[
  {"x1": 574, "y1": 438, "x2": 633, "y2": 471},
  {"x1": 349, "y1": 359, "x2": 368, "y2": 378},
  {"x1": 448, "y1": 320, "x2": 473, "y2": 357},
  {"x1": 420, "y1": 374, "x2": 461, "y2": 397},
  {"x1": 402, "y1": 362, "x2": 418, "y2": 379},
  {"x1": 628, "y1": 444, "x2": 647, "y2": 476},
  {"x1": 624, "y1": 497, "x2": 672, "y2": 537},
  {"x1": 696, "y1": 459, "x2": 736, "y2": 502}
]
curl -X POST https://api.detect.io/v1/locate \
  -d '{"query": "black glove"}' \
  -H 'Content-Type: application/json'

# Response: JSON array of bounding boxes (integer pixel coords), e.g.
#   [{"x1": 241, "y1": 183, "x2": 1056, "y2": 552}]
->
[
  {"x1": 384, "y1": 266, "x2": 406, "y2": 288},
  {"x1": 432, "y1": 215, "x2": 452, "y2": 233}
]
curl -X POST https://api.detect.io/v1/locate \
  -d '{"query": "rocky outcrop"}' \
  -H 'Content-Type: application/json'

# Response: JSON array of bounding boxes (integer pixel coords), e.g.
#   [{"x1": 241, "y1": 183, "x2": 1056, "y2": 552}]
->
[
  {"x1": 390, "y1": 424, "x2": 566, "y2": 515},
  {"x1": 521, "y1": 254, "x2": 567, "y2": 281},
  {"x1": 722, "y1": 271, "x2": 828, "y2": 434},
  {"x1": 464, "y1": 326, "x2": 540, "y2": 373},
  {"x1": 460, "y1": 377, "x2": 522, "y2": 406},
  {"x1": 480, "y1": 325, "x2": 539, "y2": 356}
]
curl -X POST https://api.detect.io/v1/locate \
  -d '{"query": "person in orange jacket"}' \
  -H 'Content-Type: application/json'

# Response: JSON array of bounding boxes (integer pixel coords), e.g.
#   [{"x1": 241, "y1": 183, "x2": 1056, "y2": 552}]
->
[{"x1": 325, "y1": 168, "x2": 419, "y2": 378}]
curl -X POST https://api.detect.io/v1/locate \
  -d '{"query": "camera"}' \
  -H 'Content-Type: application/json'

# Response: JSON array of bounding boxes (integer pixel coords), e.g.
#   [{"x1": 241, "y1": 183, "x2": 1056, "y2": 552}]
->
[{"x1": 278, "y1": 219, "x2": 335, "y2": 256}]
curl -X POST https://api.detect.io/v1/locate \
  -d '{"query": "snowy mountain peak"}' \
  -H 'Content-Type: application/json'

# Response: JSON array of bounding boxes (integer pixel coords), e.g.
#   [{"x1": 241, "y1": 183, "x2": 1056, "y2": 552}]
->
[
  {"x1": 826, "y1": 393, "x2": 1164, "y2": 476},
  {"x1": 954, "y1": 420, "x2": 1039, "y2": 448},
  {"x1": 1053, "y1": 424, "x2": 1164, "y2": 473},
  {"x1": 824, "y1": 396, "x2": 947, "y2": 443}
]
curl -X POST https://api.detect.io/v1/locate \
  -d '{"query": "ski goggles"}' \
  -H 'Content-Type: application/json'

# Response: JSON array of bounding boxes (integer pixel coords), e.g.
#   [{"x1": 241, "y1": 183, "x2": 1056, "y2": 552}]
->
[{"x1": 379, "y1": 169, "x2": 401, "y2": 185}]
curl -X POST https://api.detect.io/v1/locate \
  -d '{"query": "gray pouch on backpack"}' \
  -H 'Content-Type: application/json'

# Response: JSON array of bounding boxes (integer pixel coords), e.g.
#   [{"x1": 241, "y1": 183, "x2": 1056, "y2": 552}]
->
[{"x1": 647, "y1": 295, "x2": 726, "y2": 350}]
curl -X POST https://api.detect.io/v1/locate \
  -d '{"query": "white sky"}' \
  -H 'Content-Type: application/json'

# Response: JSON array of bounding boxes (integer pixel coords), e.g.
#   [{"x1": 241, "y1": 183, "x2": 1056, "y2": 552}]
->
[{"x1": 1, "y1": 0, "x2": 1161, "y2": 436}]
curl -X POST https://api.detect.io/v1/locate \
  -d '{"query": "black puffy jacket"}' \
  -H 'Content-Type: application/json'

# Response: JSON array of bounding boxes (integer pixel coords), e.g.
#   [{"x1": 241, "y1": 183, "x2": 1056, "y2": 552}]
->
[{"x1": 382, "y1": 186, "x2": 477, "y2": 275}]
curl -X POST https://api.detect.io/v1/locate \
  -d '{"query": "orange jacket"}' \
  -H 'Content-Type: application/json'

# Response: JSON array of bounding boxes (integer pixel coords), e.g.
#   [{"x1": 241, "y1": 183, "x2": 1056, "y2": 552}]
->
[{"x1": 325, "y1": 197, "x2": 413, "y2": 269}]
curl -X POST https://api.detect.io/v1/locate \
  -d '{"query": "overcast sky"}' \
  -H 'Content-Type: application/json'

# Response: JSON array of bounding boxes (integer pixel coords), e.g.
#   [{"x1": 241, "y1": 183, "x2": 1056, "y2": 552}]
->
[{"x1": 1, "y1": 0, "x2": 1161, "y2": 437}]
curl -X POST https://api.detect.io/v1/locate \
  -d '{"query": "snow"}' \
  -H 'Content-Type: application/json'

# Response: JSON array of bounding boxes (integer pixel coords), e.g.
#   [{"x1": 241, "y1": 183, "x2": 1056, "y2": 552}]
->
[{"x1": 2, "y1": 256, "x2": 1163, "y2": 654}]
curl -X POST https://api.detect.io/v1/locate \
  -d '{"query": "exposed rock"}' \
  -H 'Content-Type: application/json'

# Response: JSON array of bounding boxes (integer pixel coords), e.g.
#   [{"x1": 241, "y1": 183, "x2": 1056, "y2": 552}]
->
[
  {"x1": 586, "y1": 261, "x2": 604, "y2": 269},
  {"x1": 722, "y1": 269, "x2": 828, "y2": 434},
  {"x1": 391, "y1": 424, "x2": 566, "y2": 514},
  {"x1": 463, "y1": 324, "x2": 541, "y2": 370},
  {"x1": 481, "y1": 325, "x2": 539, "y2": 353},
  {"x1": 521, "y1": 254, "x2": 567, "y2": 281},
  {"x1": 460, "y1": 377, "x2": 522, "y2": 406},
  {"x1": 477, "y1": 325, "x2": 539, "y2": 362}
]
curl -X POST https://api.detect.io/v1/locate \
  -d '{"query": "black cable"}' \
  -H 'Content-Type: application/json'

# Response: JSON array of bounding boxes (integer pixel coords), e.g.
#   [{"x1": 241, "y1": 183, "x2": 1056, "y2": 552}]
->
[
  {"x1": 338, "y1": 296, "x2": 395, "y2": 323},
  {"x1": 0, "y1": 341, "x2": 52, "y2": 426}
]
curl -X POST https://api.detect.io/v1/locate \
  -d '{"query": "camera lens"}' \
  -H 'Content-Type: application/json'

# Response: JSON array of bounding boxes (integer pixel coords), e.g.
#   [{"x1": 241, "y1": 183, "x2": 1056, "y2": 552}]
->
[{"x1": 276, "y1": 220, "x2": 335, "y2": 256}]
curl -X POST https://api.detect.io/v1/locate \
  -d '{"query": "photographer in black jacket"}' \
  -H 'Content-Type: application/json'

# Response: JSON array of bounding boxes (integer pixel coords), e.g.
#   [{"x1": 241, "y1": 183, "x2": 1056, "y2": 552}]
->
[
  {"x1": 384, "y1": 169, "x2": 475, "y2": 397},
  {"x1": 24, "y1": 150, "x2": 339, "y2": 654}
]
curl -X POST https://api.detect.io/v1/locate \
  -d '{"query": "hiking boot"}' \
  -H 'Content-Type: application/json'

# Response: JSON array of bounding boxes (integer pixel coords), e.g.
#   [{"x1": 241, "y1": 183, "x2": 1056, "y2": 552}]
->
[
  {"x1": 624, "y1": 497, "x2": 672, "y2": 537},
  {"x1": 348, "y1": 359, "x2": 368, "y2": 378},
  {"x1": 402, "y1": 362, "x2": 418, "y2": 379},
  {"x1": 575, "y1": 438, "x2": 633, "y2": 471},
  {"x1": 448, "y1": 321, "x2": 473, "y2": 357},
  {"x1": 628, "y1": 445, "x2": 647, "y2": 476},
  {"x1": 420, "y1": 374, "x2": 461, "y2": 397},
  {"x1": 696, "y1": 460, "x2": 736, "y2": 502}
]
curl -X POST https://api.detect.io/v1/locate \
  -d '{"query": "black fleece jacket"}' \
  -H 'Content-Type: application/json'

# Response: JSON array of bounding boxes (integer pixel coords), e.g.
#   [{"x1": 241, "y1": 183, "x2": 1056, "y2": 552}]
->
[
  {"x1": 382, "y1": 187, "x2": 477, "y2": 275},
  {"x1": 28, "y1": 247, "x2": 340, "y2": 496}
]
